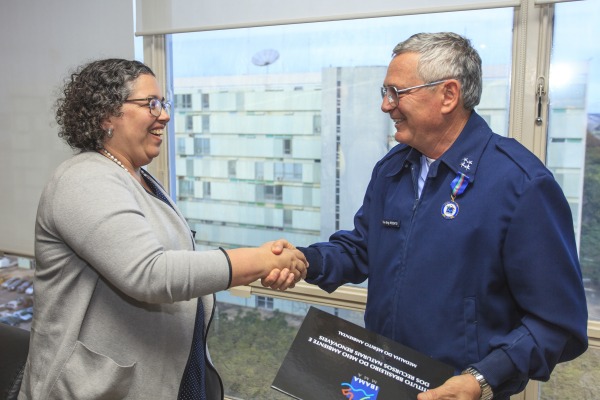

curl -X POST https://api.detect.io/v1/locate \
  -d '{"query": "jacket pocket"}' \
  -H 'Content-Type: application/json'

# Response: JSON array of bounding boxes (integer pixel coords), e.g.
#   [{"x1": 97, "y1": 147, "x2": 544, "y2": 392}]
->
[
  {"x1": 463, "y1": 296, "x2": 480, "y2": 365},
  {"x1": 49, "y1": 341, "x2": 136, "y2": 400}
]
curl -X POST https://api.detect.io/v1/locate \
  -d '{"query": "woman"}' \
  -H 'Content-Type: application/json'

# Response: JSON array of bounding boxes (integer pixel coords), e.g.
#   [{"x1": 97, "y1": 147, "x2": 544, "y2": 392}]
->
[{"x1": 19, "y1": 58, "x2": 307, "y2": 400}]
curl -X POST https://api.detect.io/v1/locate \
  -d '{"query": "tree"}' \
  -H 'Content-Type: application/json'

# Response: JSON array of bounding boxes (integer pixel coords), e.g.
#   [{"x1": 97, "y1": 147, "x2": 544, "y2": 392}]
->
[
  {"x1": 208, "y1": 305, "x2": 300, "y2": 399},
  {"x1": 580, "y1": 131, "x2": 600, "y2": 285}
]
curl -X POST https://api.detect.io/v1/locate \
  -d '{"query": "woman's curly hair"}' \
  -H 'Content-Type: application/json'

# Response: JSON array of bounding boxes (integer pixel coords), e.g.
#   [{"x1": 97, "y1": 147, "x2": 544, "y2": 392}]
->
[{"x1": 55, "y1": 58, "x2": 155, "y2": 152}]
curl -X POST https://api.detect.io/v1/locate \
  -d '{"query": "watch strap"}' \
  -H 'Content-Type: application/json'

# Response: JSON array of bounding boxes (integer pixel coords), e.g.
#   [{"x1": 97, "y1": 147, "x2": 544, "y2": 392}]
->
[{"x1": 462, "y1": 367, "x2": 493, "y2": 400}]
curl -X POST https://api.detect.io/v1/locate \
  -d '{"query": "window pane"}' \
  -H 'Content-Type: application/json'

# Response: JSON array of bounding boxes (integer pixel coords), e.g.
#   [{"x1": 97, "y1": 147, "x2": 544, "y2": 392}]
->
[
  {"x1": 207, "y1": 295, "x2": 364, "y2": 399},
  {"x1": 171, "y1": 9, "x2": 513, "y2": 399},
  {"x1": 546, "y1": 0, "x2": 600, "y2": 322},
  {"x1": 542, "y1": 0, "x2": 600, "y2": 397},
  {"x1": 539, "y1": 346, "x2": 600, "y2": 399},
  {"x1": 171, "y1": 9, "x2": 513, "y2": 250},
  {"x1": 0, "y1": 255, "x2": 36, "y2": 331}
]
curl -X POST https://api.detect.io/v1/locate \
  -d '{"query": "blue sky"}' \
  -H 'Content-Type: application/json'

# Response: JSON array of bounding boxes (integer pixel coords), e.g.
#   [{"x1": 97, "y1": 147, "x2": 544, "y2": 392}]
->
[
  {"x1": 171, "y1": 8, "x2": 514, "y2": 76},
  {"x1": 165, "y1": 3, "x2": 599, "y2": 113}
]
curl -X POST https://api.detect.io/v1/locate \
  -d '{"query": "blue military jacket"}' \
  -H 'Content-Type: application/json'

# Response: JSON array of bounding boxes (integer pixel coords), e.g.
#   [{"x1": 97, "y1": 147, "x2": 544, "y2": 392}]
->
[{"x1": 301, "y1": 112, "x2": 588, "y2": 398}]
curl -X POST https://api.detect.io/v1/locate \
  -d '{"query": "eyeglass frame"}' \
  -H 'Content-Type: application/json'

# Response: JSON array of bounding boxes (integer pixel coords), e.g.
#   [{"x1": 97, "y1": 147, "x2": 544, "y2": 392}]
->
[
  {"x1": 380, "y1": 80, "x2": 449, "y2": 107},
  {"x1": 123, "y1": 96, "x2": 171, "y2": 117}
]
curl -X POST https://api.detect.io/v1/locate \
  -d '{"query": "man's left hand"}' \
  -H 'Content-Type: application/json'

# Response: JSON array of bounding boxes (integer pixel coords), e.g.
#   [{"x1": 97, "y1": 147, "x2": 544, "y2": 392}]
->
[{"x1": 417, "y1": 374, "x2": 482, "y2": 400}]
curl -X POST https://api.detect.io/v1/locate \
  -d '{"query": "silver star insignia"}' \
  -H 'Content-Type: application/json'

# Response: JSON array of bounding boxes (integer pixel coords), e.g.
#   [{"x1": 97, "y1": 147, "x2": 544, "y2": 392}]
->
[{"x1": 460, "y1": 158, "x2": 473, "y2": 170}]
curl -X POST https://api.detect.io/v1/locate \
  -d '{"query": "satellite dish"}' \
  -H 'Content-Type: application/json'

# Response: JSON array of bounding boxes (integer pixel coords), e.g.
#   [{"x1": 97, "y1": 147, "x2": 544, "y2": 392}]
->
[{"x1": 252, "y1": 49, "x2": 280, "y2": 67}]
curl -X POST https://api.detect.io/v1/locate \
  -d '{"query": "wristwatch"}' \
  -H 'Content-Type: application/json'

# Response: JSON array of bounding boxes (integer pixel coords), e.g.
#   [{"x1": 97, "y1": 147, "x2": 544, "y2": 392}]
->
[{"x1": 462, "y1": 367, "x2": 494, "y2": 400}]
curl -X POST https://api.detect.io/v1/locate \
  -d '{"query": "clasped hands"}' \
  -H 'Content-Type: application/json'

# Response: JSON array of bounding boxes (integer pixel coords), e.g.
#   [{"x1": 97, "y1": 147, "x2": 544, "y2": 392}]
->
[{"x1": 260, "y1": 239, "x2": 307, "y2": 291}]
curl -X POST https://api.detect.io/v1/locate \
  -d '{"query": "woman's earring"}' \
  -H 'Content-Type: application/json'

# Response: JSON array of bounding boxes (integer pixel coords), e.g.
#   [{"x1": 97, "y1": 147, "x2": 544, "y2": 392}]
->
[{"x1": 107, "y1": 128, "x2": 113, "y2": 138}]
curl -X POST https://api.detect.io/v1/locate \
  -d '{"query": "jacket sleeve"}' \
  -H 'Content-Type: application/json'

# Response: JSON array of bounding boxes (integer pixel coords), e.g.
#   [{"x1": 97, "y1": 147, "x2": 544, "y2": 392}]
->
[
  {"x1": 299, "y1": 158, "x2": 385, "y2": 292},
  {"x1": 472, "y1": 174, "x2": 588, "y2": 398},
  {"x1": 47, "y1": 165, "x2": 230, "y2": 303}
]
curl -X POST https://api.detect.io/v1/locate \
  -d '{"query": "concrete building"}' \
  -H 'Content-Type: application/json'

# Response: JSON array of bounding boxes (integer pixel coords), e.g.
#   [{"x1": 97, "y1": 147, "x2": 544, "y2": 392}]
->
[{"x1": 171, "y1": 65, "x2": 525, "y2": 321}]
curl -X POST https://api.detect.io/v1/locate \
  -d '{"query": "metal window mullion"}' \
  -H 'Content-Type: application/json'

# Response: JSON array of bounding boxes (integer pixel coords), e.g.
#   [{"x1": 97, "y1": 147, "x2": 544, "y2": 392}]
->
[
  {"x1": 589, "y1": 321, "x2": 600, "y2": 349},
  {"x1": 509, "y1": 0, "x2": 552, "y2": 161},
  {"x1": 143, "y1": 34, "x2": 172, "y2": 194}
]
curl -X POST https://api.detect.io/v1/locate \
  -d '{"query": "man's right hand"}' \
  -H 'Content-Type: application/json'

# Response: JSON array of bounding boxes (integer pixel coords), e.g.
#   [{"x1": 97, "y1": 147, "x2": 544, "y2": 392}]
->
[{"x1": 262, "y1": 239, "x2": 307, "y2": 289}]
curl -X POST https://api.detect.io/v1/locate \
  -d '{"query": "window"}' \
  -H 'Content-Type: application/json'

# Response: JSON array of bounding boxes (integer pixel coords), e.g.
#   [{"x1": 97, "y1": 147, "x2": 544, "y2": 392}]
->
[
  {"x1": 208, "y1": 296, "x2": 364, "y2": 399},
  {"x1": 228, "y1": 160, "x2": 237, "y2": 178},
  {"x1": 203, "y1": 182, "x2": 211, "y2": 198},
  {"x1": 283, "y1": 209, "x2": 293, "y2": 226},
  {"x1": 540, "y1": 348, "x2": 600, "y2": 400},
  {"x1": 176, "y1": 137, "x2": 187, "y2": 155},
  {"x1": 175, "y1": 93, "x2": 192, "y2": 109},
  {"x1": 193, "y1": 137, "x2": 210, "y2": 156},
  {"x1": 313, "y1": 114, "x2": 321, "y2": 134},
  {"x1": 127, "y1": 0, "x2": 600, "y2": 397},
  {"x1": 256, "y1": 296, "x2": 274, "y2": 310},
  {"x1": 273, "y1": 162, "x2": 303, "y2": 182},
  {"x1": 169, "y1": 8, "x2": 515, "y2": 399},
  {"x1": 202, "y1": 115, "x2": 210, "y2": 132},
  {"x1": 545, "y1": 1, "x2": 600, "y2": 322},
  {"x1": 255, "y1": 162, "x2": 264, "y2": 180},
  {"x1": 185, "y1": 115, "x2": 193, "y2": 132},
  {"x1": 539, "y1": 1, "x2": 600, "y2": 397},
  {"x1": 178, "y1": 178, "x2": 194, "y2": 197},
  {"x1": 264, "y1": 185, "x2": 283, "y2": 202}
]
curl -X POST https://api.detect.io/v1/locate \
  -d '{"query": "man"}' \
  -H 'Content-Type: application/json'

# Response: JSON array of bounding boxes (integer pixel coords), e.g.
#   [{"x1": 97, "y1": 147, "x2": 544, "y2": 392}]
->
[{"x1": 269, "y1": 32, "x2": 588, "y2": 399}]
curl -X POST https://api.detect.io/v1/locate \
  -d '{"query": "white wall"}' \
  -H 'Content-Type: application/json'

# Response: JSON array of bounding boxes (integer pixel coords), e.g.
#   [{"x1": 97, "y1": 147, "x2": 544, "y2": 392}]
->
[{"x1": 0, "y1": 0, "x2": 135, "y2": 256}]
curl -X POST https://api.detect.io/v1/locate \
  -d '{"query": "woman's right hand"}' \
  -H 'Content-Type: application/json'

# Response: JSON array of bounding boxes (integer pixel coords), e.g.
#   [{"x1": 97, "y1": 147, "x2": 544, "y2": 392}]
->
[
  {"x1": 225, "y1": 240, "x2": 308, "y2": 290},
  {"x1": 261, "y1": 239, "x2": 308, "y2": 290},
  {"x1": 257, "y1": 240, "x2": 307, "y2": 290}
]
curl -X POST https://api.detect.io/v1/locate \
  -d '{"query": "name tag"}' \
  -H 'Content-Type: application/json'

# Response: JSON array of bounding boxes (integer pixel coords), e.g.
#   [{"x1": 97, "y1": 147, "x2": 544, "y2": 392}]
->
[{"x1": 381, "y1": 220, "x2": 400, "y2": 228}]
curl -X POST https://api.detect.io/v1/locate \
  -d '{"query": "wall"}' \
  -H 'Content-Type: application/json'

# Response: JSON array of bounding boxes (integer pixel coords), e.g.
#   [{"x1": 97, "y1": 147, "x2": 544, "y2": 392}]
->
[{"x1": 0, "y1": 0, "x2": 135, "y2": 256}]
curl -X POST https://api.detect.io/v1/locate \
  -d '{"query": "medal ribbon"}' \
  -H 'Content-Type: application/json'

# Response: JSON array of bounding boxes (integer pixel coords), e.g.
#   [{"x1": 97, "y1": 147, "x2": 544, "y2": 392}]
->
[{"x1": 450, "y1": 172, "x2": 470, "y2": 201}]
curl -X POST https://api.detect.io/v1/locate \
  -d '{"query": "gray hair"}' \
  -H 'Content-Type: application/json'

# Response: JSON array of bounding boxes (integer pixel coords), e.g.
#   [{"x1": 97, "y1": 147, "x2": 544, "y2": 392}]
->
[
  {"x1": 392, "y1": 32, "x2": 482, "y2": 110},
  {"x1": 55, "y1": 58, "x2": 155, "y2": 152}
]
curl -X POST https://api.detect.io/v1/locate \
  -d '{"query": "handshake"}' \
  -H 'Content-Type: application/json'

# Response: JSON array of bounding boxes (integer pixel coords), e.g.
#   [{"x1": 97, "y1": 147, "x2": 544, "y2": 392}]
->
[
  {"x1": 225, "y1": 239, "x2": 309, "y2": 291},
  {"x1": 263, "y1": 239, "x2": 308, "y2": 291}
]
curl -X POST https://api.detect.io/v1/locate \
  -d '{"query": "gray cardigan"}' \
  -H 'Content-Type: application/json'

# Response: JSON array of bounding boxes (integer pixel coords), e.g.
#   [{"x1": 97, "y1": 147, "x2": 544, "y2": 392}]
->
[{"x1": 19, "y1": 152, "x2": 230, "y2": 399}]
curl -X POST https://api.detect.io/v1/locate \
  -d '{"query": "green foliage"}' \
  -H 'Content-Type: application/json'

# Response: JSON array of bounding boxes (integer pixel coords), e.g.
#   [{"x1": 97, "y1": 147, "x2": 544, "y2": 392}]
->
[
  {"x1": 540, "y1": 348, "x2": 600, "y2": 399},
  {"x1": 580, "y1": 132, "x2": 600, "y2": 285},
  {"x1": 208, "y1": 305, "x2": 299, "y2": 400}
]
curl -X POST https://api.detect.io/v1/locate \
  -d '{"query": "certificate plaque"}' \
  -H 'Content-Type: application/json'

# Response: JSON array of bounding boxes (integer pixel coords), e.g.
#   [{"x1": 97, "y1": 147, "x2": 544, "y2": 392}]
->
[{"x1": 272, "y1": 307, "x2": 455, "y2": 399}]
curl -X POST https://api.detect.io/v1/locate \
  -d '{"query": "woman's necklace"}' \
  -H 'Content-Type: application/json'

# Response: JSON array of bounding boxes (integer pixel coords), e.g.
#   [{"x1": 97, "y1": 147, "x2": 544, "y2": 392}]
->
[
  {"x1": 100, "y1": 148, "x2": 153, "y2": 192},
  {"x1": 101, "y1": 148, "x2": 129, "y2": 172}
]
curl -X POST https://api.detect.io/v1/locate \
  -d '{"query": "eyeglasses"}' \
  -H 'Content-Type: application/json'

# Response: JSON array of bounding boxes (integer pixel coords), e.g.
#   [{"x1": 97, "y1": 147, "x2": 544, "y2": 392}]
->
[
  {"x1": 380, "y1": 80, "x2": 449, "y2": 107},
  {"x1": 124, "y1": 97, "x2": 171, "y2": 117}
]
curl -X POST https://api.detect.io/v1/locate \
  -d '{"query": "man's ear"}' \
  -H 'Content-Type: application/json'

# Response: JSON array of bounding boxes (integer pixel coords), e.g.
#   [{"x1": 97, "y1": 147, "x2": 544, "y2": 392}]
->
[{"x1": 440, "y1": 79, "x2": 461, "y2": 114}]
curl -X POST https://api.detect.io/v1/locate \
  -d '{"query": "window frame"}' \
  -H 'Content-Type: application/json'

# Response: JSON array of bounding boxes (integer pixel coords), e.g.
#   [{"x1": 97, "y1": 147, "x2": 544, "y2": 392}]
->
[{"x1": 142, "y1": 2, "x2": 599, "y2": 399}]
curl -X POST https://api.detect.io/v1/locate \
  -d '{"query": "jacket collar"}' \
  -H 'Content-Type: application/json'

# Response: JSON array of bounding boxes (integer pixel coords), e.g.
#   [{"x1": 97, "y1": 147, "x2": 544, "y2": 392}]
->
[
  {"x1": 434, "y1": 111, "x2": 494, "y2": 183},
  {"x1": 386, "y1": 111, "x2": 494, "y2": 182}
]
